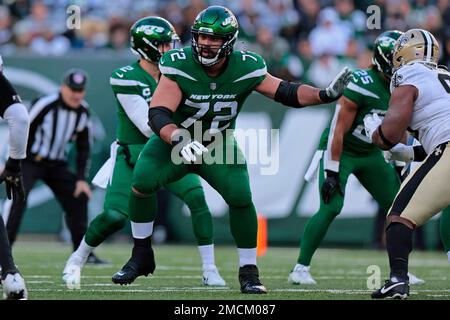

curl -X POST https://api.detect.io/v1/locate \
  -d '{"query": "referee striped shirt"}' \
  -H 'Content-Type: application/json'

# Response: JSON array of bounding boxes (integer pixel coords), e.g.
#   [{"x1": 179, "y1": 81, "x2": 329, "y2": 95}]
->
[{"x1": 27, "y1": 92, "x2": 91, "y2": 180}]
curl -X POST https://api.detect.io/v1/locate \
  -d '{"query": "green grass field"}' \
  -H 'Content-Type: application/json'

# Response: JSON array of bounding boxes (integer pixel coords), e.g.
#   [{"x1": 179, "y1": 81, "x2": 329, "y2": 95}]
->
[{"x1": 10, "y1": 241, "x2": 450, "y2": 300}]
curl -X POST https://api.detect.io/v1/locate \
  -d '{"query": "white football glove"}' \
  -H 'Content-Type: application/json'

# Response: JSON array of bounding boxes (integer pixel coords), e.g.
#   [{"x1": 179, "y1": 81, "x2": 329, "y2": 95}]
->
[
  {"x1": 180, "y1": 140, "x2": 208, "y2": 162},
  {"x1": 363, "y1": 113, "x2": 382, "y2": 143},
  {"x1": 324, "y1": 67, "x2": 353, "y2": 99},
  {"x1": 384, "y1": 143, "x2": 415, "y2": 162}
]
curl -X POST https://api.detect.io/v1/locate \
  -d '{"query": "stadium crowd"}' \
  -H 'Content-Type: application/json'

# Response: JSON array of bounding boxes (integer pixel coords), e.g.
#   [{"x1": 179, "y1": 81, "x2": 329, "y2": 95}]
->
[{"x1": 0, "y1": 0, "x2": 449, "y2": 87}]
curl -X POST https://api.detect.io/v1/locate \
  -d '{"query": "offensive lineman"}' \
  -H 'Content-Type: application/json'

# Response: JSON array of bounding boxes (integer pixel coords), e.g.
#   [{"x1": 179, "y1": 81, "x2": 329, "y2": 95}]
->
[
  {"x1": 0, "y1": 54, "x2": 29, "y2": 299},
  {"x1": 62, "y1": 17, "x2": 225, "y2": 289},
  {"x1": 112, "y1": 6, "x2": 352, "y2": 294},
  {"x1": 365, "y1": 29, "x2": 450, "y2": 299}
]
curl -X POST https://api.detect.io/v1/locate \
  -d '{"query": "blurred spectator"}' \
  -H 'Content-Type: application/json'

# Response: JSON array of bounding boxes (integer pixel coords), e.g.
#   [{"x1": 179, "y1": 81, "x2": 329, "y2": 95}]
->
[
  {"x1": 105, "y1": 22, "x2": 130, "y2": 51},
  {"x1": 309, "y1": 7, "x2": 351, "y2": 57},
  {"x1": 0, "y1": 6, "x2": 13, "y2": 46},
  {"x1": 406, "y1": 0, "x2": 442, "y2": 35},
  {"x1": 13, "y1": 1, "x2": 69, "y2": 55},
  {"x1": 384, "y1": 0, "x2": 411, "y2": 31},
  {"x1": 334, "y1": 0, "x2": 366, "y2": 39},
  {"x1": 77, "y1": 17, "x2": 109, "y2": 49},
  {"x1": 294, "y1": 0, "x2": 320, "y2": 39},
  {"x1": 6, "y1": 0, "x2": 30, "y2": 20}
]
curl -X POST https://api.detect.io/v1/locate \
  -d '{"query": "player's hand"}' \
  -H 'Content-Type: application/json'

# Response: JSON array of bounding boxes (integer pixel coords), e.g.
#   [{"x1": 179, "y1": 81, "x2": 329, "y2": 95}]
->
[
  {"x1": 324, "y1": 67, "x2": 353, "y2": 100},
  {"x1": 363, "y1": 113, "x2": 382, "y2": 142},
  {"x1": 0, "y1": 158, "x2": 25, "y2": 202},
  {"x1": 74, "y1": 180, "x2": 92, "y2": 199},
  {"x1": 321, "y1": 170, "x2": 343, "y2": 204},
  {"x1": 179, "y1": 140, "x2": 208, "y2": 162},
  {"x1": 384, "y1": 143, "x2": 415, "y2": 162}
]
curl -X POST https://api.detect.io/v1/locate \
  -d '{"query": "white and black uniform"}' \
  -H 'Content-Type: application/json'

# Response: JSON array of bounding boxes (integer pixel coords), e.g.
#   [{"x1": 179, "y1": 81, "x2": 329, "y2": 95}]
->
[
  {"x1": 0, "y1": 55, "x2": 30, "y2": 275},
  {"x1": 389, "y1": 62, "x2": 450, "y2": 226}
]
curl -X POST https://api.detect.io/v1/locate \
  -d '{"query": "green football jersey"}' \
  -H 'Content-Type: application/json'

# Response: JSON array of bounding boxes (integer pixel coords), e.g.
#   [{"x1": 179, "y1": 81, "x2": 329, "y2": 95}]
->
[
  {"x1": 110, "y1": 61, "x2": 157, "y2": 145},
  {"x1": 159, "y1": 47, "x2": 267, "y2": 136},
  {"x1": 319, "y1": 67, "x2": 391, "y2": 155}
]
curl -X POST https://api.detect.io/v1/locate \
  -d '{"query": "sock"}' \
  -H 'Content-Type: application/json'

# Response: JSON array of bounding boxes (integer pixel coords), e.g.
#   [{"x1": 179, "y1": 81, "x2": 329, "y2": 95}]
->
[
  {"x1": 198, "y1": 244, "x2": 215, "y2": 269},
  {"x1": 439, "y1": 208, "x2": 450, "y2": 252},
  {"x1": 73, "y1": 238, "x2": 94, "y2": 261},
  {"x1": 237, "y1": 248, "x2": 257, "y2": 267},
  {"x1": 386, "y1": 222, "x2": 413, "y2": 281},
  {"x1": 447, "y1": 251, "x2": 450, "y2": 264},
  {"x1": 131, "y1": 222, "x2": 154, "y2": 239}
]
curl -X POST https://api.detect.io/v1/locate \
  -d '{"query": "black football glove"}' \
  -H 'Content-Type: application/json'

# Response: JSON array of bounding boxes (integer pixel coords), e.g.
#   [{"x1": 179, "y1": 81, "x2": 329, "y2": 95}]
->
[
  {"x1": 321, "y1": 170, "x2": 343, "y2": 204},
  {"x1": 0, "y1": 158, "x2": 25, "y2": 202}
]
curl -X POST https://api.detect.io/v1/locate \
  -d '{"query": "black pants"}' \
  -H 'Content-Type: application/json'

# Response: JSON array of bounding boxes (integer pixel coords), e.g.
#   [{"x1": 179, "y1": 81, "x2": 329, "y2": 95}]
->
[{"x1": 3, "y1": 159, "x2": 88, "y2": 250}]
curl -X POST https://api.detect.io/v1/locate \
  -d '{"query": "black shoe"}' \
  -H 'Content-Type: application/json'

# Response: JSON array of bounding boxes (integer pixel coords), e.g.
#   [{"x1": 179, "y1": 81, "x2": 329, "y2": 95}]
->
[
  {"x1": 111, "y1": 246, "x2": 155, "y2": 285},
  {"x1": 86, "y1": 253, "x2": 111, "y2": 265},
  {"x1": 371, "y1": 279, "x2": 410, "y2": 299},
  {"x1": 239, "y1": 265, "x2": 267, "y2": 294}
]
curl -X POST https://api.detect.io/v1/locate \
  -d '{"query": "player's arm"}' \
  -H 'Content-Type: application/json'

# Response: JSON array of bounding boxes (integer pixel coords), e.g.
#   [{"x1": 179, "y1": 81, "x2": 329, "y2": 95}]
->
[
  {"x1": 148, "y1": 74, "x2": 183, "y2": 145},
  {"x1": 255, "y1": 68, "x2": 353, "y2": 107},
  {"x1": 329, "y1": 96, "x2": 358, "y2": 166},
  {"x1": 371, "y1": 85, "x2": 416, "y2": 150},
  {"x1": 0, "y1": 71, "x2": 30, "y2": 201},
  {"x1": 320, "y1": 96, "x2": 357, "y2": 203}
]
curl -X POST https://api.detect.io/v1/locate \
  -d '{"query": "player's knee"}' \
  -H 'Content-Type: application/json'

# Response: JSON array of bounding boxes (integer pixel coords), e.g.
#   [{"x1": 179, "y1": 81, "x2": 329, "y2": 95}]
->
[
  {"x1": 183, "y1": 187, "x2": 207, "y2": 210},
  {"x1": 226, "y1": 191, "x2": 253, "y2": 208},
  {"x1": 131, "y1": 183, "x2": 158, "y2": 197}
]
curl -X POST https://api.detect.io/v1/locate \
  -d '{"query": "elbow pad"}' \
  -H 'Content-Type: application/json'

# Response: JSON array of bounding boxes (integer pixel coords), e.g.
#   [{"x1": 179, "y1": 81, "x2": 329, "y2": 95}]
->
[
  {"x1": 274, "y1": 80, "x2": 303, "y2": 108},
  {"x1": 148, "y1": 106, "x2": 175, "y2": 137}
]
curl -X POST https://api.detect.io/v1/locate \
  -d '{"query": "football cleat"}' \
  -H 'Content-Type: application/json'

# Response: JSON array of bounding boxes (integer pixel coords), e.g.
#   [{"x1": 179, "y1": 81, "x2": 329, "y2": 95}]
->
[
  {"x1": 288, "y1": 264, "x2": 317, "y2": 285},
  {"x1": 238, "y1": 265, "x2": 267, "y2": 294},
  {"x1": 112, "y1": 246, "x2": 155, "y2": 285},
  {"x1": 2, "y1": 272, "x2": 28, "y2": 300},
  {"x1": 202, "y1": 265, "x2": 226, "y2": 286},
  {"x1": 371, "y1": 279, "x2": 410, "y2": 299},
  {"x1": 408, "y1": 272, "x2": 425, "y2": 285},
  {"x1": 62, "y1": 253, "x2": 86, "y2": 289}
]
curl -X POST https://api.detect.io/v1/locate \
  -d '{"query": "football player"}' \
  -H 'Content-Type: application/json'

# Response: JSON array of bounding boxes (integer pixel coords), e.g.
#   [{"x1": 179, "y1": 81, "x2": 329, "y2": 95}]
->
[
  {"x1": 0, "y1": 54, "x2": 29, "y2": 299},
  {"x1": 365, "y1": 29, "x2": 450, "y2": 299},
  {"x1": 111, "y1": 5, "x2": 352, "y2": 294},
  {"x1": 288, "y1": 31, "x2": 425, "y2": 286},
  {"x1": 62, "y1": 17, "x2": 225, "y2": 289}
]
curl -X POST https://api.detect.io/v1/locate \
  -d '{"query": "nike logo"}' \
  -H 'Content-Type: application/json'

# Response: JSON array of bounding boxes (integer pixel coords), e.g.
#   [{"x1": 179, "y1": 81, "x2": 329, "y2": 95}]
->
[
  {"x1": 116, "y1": 72, "x2": 124, "y2": 78},
  {"x1": 116, "y1": 271, "x2": 125, "y2": 276},
  {"x1": 380, "y1": 282, "x2": 405, "y2": 294}
]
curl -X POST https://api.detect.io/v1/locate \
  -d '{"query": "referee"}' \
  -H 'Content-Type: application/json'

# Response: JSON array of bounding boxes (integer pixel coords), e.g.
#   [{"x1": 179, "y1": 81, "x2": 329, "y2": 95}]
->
[{"x1": 3, "y1": 68, "x2": 105, "y2": 264}]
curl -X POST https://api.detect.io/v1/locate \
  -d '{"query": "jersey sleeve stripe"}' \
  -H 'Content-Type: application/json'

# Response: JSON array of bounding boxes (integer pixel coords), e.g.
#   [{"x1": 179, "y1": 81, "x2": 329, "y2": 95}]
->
[
  {"x1": 233, "y1": 67, "x2": 267, "y2": 83},
  {"x1": 159, "y1": 66, "x2": 198, "y2": 81},
  {"x1": 347, "y1": 82, "x2": 380, "y2": 99},
  {"x1": 109, "y1": 78, "x2": 148, "y2": 87}
]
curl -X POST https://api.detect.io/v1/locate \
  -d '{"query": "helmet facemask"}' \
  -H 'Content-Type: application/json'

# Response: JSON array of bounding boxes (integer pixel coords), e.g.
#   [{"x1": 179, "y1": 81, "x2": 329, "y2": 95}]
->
[{"x1": 191, "y1": 29, "x2": 238, "y2": 66}]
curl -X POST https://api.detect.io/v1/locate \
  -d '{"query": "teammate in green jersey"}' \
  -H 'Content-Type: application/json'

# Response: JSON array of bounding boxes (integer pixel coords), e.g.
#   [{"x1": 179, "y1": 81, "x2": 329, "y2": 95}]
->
[
  {"x1": 111, "y1": 5, "x2": 352, "y2": 294},
  {"x1": 62, "y1": 16, "x2": 225, "y2": 289},
  {"x1": 288, "y1": 31, "x2": 429, "y2": 285}
]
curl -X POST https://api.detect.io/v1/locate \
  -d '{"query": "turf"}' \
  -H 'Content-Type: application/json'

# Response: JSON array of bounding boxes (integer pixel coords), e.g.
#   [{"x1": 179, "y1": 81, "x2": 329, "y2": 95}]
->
[{"x1": 10, "y1": 241, "x2": 450, "y2": 300}]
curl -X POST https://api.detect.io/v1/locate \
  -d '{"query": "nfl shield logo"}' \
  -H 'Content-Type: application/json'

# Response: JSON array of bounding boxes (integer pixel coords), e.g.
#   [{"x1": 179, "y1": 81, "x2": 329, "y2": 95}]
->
[{"x1": 209, "y1": 82, "x2": 217, "y2": 90}]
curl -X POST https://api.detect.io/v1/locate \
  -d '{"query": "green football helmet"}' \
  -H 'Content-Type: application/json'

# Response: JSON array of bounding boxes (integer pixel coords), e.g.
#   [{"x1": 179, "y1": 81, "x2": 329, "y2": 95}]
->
[
  {"x1": 191, "y1": 6, "x2": 239, "y2": 66},
  {"x1": 372, "y1": 30, "x2": 404, "y2": 78},
  {"x1": 130, "y1": 16, "x2": 179, "y2": 63}
]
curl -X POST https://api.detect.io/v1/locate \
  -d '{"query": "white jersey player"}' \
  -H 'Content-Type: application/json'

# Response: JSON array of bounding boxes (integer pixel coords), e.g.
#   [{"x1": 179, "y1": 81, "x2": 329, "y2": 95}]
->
[
  {"x1": 364, "y1": 29, "x2": 450, "y2": 299},
  {"x1": 0, "y1": 54, "x2": 30, "y2": 299}
]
